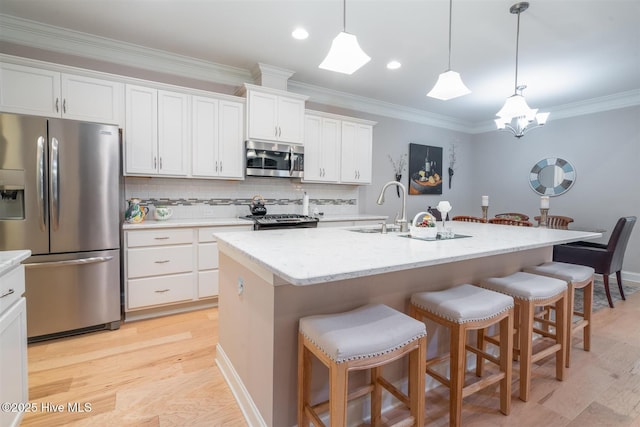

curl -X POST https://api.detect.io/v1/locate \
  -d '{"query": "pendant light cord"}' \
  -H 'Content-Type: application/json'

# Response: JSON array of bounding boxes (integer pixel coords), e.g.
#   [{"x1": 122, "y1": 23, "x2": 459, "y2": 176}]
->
[
  {"x1": 514, "y1": 9, "x2": 521, "y2": 93},
  {"x1": 447, "y1": 0, "x2": 453, "y2": 70},
  {"x1": 343, "y1": 0, "x2": 347, "y2": 32}
]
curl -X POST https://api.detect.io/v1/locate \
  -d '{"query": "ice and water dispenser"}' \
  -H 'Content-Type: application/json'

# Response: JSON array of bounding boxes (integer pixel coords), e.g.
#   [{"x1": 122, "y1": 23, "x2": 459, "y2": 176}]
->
[{"x1": 0, "y1": 169, "x2": 25, "y2": 220}]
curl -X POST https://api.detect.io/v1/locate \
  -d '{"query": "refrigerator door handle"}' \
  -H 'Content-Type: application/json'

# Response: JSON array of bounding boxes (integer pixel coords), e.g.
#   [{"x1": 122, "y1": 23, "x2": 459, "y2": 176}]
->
[
  {"x1": 24, "y1": 256, "x2": 114, "y2": 269},
  {"x1": 50, "y1": 137, "x2": 60, "y2": 231},
  {"x1": 36, "y1": 136, "x2": 47, "y2": 231}
]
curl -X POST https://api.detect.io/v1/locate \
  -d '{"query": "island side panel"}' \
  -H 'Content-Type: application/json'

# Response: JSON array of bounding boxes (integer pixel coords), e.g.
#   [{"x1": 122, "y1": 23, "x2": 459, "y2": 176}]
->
[
  {"x1": 217, "y1": 252, "x2": 276, "y2": 426},
  {"x1": 218, "y1": 246, "x2": 551, "y2": 426}
]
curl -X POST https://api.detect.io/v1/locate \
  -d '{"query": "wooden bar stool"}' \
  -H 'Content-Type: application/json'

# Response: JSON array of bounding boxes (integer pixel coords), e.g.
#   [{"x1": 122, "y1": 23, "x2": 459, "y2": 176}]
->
[
  {"x1": 523, "y1": 262, "x2": 595, "y2": 367},
  {"x1": 479, "y1": 272, "x2": 568, "y2": 402},
  {"x1": 409, "y1": 284, "x2": 514, "y2": 427},
  {"x1": 298, "y1": 304, "x2": 427, "y2": 427}
]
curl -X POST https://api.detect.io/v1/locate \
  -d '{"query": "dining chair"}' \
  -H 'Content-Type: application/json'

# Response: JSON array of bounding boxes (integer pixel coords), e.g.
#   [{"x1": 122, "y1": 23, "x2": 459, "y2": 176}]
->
[
  {"x1": 495, "y1": 212, "x2": 530, "y2": 221},
  {"x1": 534, "y1": 215, "x2": 574, "y2": 229},
  {"x1": 552, "y1": 216, "x2": 637, "y2": 308},
  {"x1": 489, "y1": 218, "x2": 533, "y2": 227},
  {"x1": 452, "y1": 215, "x2": 486, "y2": 223}
]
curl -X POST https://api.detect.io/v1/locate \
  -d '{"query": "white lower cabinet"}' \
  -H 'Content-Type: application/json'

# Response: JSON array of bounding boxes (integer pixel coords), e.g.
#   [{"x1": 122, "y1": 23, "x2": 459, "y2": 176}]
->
[
  {"x1": 124, "y1": 224, "x2": 251, "y2": 319},
  {"x1": 0, "y1": 265, "x2": 28, "y2": 427}
]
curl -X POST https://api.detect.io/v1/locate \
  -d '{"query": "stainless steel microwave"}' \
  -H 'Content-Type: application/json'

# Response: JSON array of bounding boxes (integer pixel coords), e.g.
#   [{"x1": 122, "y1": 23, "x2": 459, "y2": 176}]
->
[{"x1": 245, "y1": 140, "x2": 304, "y2": 178}]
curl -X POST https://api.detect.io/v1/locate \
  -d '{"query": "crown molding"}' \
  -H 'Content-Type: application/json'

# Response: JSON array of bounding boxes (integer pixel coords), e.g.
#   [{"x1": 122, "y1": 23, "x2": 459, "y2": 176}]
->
[
  {"x1": 288, "y1": 81, "x2": 473, "y2": 132},
  {"x1": 0, "y1": 14, "x2": 251, "y2": 87},
  {"x1": 1, "y1": 13, "x2": 638, "y2": 135},
  {"x1": 469, "y1": 89, "x2": 640, "y2": 134}
]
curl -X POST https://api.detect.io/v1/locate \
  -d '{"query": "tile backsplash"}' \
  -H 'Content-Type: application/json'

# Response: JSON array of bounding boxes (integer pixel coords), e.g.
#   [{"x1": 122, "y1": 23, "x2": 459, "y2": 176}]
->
[{"x1": 124, "y1": 176, "x2": 360, "y2": 219}]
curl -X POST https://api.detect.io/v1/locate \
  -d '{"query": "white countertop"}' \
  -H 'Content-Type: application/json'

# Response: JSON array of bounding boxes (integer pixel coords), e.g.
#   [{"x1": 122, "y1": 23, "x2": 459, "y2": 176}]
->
[
  {"x1": 215, "y1": 222, "x2": 601, "y2": 286},
  {"x1": 121, "y1": 214, "x2": 387, "y2": 230},
  {"x1": 0, "y1": 250, "x2": 31, "y2": 276}
]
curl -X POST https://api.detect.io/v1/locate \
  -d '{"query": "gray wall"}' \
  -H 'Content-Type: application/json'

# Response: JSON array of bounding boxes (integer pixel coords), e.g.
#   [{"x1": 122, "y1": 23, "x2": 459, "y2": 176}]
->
[{"x1": 354, "y1": 106, "x2": 640, "y2": 279}]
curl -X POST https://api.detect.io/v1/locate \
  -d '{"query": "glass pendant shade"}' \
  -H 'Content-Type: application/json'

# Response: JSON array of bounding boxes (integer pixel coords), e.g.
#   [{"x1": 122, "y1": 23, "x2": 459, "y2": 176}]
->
[
  {"x1": 427, "y1": 70, "x2": 471, "y2": 100},
  {"x1": 319, "y1": 32, "x2": 371, "y2": 75},
  {"x1": 496, "y1": 93, "x2": 537, "y2": 122}
]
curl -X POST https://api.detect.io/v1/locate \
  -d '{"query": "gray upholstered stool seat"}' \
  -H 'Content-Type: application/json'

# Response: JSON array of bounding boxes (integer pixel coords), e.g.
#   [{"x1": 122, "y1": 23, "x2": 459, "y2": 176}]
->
[
  {"x1": 523, "y1": 262, "x2": 595, "y2": 367},
  {"x1": 299, "y1": 303, "x2": 426, "y2": 363},
  {"x1": 410, "y1": 285, "x2": 514, "y2": 427},
  {"x1": 479, "y1": 271, "x2": 568, "y2": 402},
  {"x1": 298, "y1": 304, "x2": 427, "y2": 427},
  {"x1": 479, "y1": 271, "x2": 567, "y2": 301},
  {"x1": 411, "y1": 283, "x2": 514, "y2": 324}
]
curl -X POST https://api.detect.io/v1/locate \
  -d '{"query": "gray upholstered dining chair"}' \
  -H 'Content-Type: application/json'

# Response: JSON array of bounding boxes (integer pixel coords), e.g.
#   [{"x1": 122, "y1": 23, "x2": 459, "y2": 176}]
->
[{"x1": 553, "y1": 216, "x2": 637, "y2": 308}]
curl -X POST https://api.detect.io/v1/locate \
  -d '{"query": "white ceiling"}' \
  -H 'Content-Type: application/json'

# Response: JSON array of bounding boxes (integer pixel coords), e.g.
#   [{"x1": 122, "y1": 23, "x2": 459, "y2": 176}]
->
[{"x1": 1, "y1": 0, "x2": 639, "y2": 129}]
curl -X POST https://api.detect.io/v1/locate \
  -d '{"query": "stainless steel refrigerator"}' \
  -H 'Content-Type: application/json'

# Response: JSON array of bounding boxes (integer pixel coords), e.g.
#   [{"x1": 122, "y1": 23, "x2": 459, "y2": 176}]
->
[{"x1": 0, "y1": 113, "x2": 121, "y2": 341}]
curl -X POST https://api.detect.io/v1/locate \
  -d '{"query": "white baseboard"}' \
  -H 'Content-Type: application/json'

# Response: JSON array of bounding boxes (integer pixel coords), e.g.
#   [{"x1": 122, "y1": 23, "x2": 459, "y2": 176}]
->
[
  {"x1": 621, "y1": 270, "x2": 640, "y2": 284},
  {"x1": 215, "y1": 344, "x2": 267, "y2": 427}
]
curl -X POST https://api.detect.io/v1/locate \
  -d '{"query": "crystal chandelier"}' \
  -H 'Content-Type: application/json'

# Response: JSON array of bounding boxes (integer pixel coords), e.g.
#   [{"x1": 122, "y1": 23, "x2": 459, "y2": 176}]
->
[{"x1": 495, "y1": 2, "x2": 549, "y2": 138}]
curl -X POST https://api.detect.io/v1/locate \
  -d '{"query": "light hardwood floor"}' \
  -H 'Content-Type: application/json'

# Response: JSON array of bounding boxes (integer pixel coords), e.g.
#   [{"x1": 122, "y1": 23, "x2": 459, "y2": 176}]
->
[{"x1": 22, "y1": 289, "x2": 640, "y2": 427}]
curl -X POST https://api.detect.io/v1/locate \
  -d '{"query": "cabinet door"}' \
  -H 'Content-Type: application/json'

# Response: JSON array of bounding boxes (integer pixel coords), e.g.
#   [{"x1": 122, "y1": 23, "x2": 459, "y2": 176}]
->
[
  {"x1": 277, "y1": 96, "x2": 305, "y2": 143},
  {"x1": 125, "y1": 84, "x2": 158, "y2": 175},
  {"x1": 158, "y1": 90, "x2": 189, "y2": 176},
  {"x1": 321, "y1": 117, "x2": 341, "y2": 182},
  {"x1": 355, "y1": 123, "x2": 373, "y2": 183},
  {"x1": 0, "y1": 298, "x2": 28, "y2": 427},
  {"x1": 198, "y1": 270, "x2": 219, "y2": 298},
  {"x1": 247, "y1": 90, "x2": 278, "y2": 140},
  {"x1": 302, "y1": 115, "x2": 323, "y2": 182},
  {"x1": 0, "y1": 62, "x2": 60, "y2": 117},
  {"x1": 340, "y1": 121, "x2": 358, "y2": 183},
  {"x1": 192, "y1": 96, "x2": 219, "y2": 177},
  {"x1": 340, "y1": 121, "x2": 372, "y2": 184},
  {"x1": 61, "y1": 73, "x2": 123, "y2": 125},
  {"x1": 217, "y1": 100, "x2": 244, "y2": 179}
]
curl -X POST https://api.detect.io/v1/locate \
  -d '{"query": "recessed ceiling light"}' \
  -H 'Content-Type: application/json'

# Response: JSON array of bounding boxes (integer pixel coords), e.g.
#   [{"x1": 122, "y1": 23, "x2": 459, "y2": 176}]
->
[
  {"x1": 387, "y1": 61, "x2": 402, "y2": 70},
  {"x1": 292, "y1": 28, "x2": 309, "y2": 40}
]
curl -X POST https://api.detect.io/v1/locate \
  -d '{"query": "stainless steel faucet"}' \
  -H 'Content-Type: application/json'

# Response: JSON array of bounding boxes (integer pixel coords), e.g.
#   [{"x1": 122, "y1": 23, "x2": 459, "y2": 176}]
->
[{"x1": 376, "y1": 181, "x2": 408, "y2": 232}]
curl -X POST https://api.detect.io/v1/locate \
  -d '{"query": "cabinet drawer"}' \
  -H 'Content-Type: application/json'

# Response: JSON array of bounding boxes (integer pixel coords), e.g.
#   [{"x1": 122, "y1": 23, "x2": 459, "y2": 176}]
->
[
  {"x1": 127, "y1": 229, "x2": 193, "y2": 247},
  {"x1": 198, "y1": 242, "x2": 219, "y2": 270},
  {"x1": 198, "y1": 225, "x2": 252, "y2": 242},
  {"x1": 198, "y1": 270, "x2": 219, "y2": 298},
  {"x1": 127, "y1": 245, "x2": 193, "y2": 278},
  {"x1": 0, "y1": 264, "x2": 25, "y2": 315},
  {"x1": 127, "y1": 273, "x2": 194, "y2": 309}
]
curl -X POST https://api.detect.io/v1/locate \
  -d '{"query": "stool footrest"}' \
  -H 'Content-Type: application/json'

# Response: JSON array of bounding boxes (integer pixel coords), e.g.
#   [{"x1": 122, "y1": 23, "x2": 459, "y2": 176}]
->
[
  {"x1": 531, "y1": 343, "x2": 562, "y2": 364},
  {"x1": 466, "y1": 345, "x2": 501, "y2": 367},
  {"x1": 425, "y1": 367, "x2": 450, "y2": 388},
  {"x1": 532, "y1": 327, "x2": 557, "y2": 339},
  {"x1": 462, "y1": 372, "x2": 506, "y2": 398},
  {"x1": 377, "y1": 376, "x2": 410, "y2": 407}
]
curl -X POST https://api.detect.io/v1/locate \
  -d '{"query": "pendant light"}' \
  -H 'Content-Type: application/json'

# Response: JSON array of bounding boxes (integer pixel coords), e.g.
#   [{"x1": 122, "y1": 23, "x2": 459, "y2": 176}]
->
[
  {"x1": 319, "y1": 0, "x2": 370, "y2": 75},
  {"x1": 495, "y1": 2, "x2": 549, "y2": 138},
  {"x1": 427, "y1": 0, "x2": 471, "y2": 100}
]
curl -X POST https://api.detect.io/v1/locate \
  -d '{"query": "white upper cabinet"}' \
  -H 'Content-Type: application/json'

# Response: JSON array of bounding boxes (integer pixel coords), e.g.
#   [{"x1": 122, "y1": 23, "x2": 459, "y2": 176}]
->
[
  {"x1": 340, "y1": 121, "x2": 374, "y2": 184},
  {"x1": 192, "y1": 96, "x2": 244, "y2": 179},
  {"x1": 0, "y1": 62, "x2": 123, "y2": 125},
  {"x1": 125, "y1": 84, "x2": 189, "y2": 176},
  {"x1": 303, "y1": 114, "x2": 340, "y2": 183},
  {"x1": 245, "y1": 84, "x2": 307, "y2": 144}
]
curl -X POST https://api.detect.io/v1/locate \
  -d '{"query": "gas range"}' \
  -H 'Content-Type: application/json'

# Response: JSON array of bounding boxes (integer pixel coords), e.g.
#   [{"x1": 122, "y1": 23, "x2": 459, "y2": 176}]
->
[{"x1": 242, "y1": 214, "x2": 319, "y2": 230}]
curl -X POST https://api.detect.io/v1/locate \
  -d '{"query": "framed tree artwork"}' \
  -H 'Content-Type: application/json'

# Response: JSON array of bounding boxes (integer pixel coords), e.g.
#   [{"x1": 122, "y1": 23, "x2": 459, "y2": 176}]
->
[{"x1": 408, "y1": 143, "x2": 443, "y2": 195}]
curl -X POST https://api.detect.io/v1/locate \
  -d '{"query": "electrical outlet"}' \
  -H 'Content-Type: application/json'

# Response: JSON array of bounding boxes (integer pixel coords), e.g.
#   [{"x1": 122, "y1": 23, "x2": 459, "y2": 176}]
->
[{"x1": 237, "y1": 277, "x2": 244, "y2": 295}]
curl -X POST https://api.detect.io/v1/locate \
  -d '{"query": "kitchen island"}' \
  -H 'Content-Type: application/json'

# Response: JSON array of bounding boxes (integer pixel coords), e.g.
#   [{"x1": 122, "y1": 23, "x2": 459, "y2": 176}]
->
[{"x1": 214, "y1": 223, "x2": 600, "y2": 426}]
